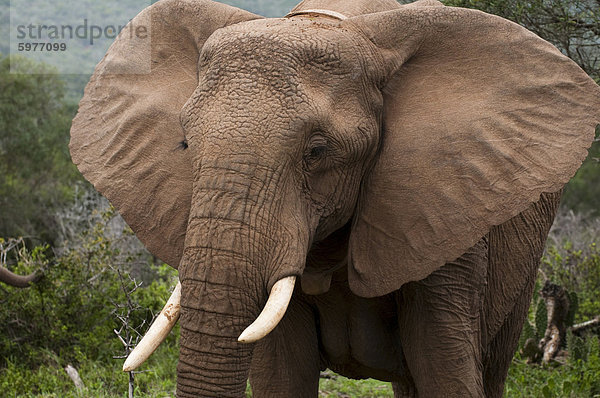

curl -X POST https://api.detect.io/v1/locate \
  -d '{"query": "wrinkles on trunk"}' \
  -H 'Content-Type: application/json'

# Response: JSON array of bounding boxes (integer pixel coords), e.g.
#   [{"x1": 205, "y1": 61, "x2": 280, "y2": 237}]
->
[
  {"x1": 177, "y1": 246, "x2": 260, "y2": 397},
  {"x1": 178, "y1": 334, "x2": 252, "y2": 397},
  {"x1": 178, "y1": 302, "x2": 253, "y2": 396},
  {"x1": 175, "y1": 156, "x2": 308, "y2": 396},
  {"x1": 176, "y1": 231, "x2": 296, "y2": 397},
  {"x1": 176, "y1": 237, "x2": 305, "y2": 396}
]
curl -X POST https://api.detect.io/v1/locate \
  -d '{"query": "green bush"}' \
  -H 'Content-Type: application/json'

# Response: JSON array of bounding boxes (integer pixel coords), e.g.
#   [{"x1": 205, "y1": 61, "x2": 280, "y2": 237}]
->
[
  {"x1": 0, "y1": 209, "x2": 178, "y2": 396},
  {"x1": 542, "y1": 242, "x2": 600, "y2": 323},
  {"x1": 0, "y1": 340, "x2": 178, "y2": 397},
  {"x1": 505, "y1": 345, "x2": 600, "y2": 397},
  {"x1": 562, "y1": 138, "x2": 600, "y2": 216}
]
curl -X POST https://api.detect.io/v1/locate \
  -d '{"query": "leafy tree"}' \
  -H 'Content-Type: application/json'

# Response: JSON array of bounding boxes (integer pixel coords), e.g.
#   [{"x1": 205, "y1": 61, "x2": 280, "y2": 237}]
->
[{"x1": 0, "y1": 55, "x2": 82, "y2": 244}]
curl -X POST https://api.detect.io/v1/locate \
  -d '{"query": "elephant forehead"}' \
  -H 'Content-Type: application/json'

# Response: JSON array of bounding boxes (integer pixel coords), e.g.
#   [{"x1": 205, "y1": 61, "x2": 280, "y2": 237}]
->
[{"x1": 201, "y1": 19, "x2": 359, "y2": 77}]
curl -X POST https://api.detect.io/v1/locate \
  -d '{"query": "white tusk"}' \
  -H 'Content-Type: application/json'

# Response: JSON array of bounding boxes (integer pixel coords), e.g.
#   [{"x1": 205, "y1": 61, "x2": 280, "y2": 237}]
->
[
  {"x1": 123, "y1": 281, "x2": 181, "y2": 372},
  {"x1": 238, "y1": 276, "x2": 296, "y2": 343}
]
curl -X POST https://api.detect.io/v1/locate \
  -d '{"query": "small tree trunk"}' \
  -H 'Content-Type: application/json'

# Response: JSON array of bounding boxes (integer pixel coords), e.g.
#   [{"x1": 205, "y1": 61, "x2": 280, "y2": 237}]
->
[{"x1": 538, "y1": 281, "x2": 570, "y2": 363}]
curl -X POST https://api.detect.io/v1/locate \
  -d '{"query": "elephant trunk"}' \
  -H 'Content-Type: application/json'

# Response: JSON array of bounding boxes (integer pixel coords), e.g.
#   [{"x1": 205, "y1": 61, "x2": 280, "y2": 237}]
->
[
  {"x1": 175, "y1": 164, "x2": 308, "y2": 396},
  {"x1": 177, "y1": 276, "x2": 254, "y2": 397},
  {"x1": 176, "y1": 246, "x2": 298, "y2": 397},
  {"x1": 0, "y1": 266, "x2": 40, "y2": 288},
  {"x1": 167, "y1": 133, "x2": 311, "y2": 394}
]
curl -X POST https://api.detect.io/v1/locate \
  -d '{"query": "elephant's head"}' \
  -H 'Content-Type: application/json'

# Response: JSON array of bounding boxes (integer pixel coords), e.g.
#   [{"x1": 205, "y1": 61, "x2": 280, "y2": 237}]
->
[{"x1": 70, "y1": 0, "x2": 600, "y2": 395}]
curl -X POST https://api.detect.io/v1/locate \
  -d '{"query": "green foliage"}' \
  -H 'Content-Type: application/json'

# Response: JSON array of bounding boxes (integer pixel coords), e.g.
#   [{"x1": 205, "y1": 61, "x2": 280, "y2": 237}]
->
[
  {"x1": 505, "y1": 346, "x2": 600, "y2": 397},
  {"x1": 0, "y1": 54, "x2": 82, "y2": 245},
  {"x1": 534, "y1": 298, "x2": 548, "y2": 340},
  {"x1": 567, "y1": 331, "x2": 586, "y2": 362},
  {"x1": 0, "y1": 209, "x2": 179, "y2": 396},
  {"x1": 518, "y1": 278, "x2": 548, "y2": 350},
  {"x1": 317, "y1": 371, "x2": 393, "y2": 397},
  {"x1": 518, "y1": 319, "x2": 535, "y2": 348},
  {"x1": 542, "y1": 241, "x2": 600, "y2": 322},
  {"x1": 566, "y1": 291, "x2": 579, "y2": 328},
  {"x1": 0, "y1": 339, "x2": 178, "y2": 397}
]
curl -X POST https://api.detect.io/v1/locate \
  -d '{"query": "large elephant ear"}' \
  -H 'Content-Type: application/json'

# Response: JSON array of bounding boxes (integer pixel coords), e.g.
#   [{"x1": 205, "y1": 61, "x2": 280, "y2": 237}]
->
[
  {"x1": 70, "y1": 0, "x2": 261, "y2": 268},
  {"x1": 346, "y1": 1, "x2": 600, "y2": 297}
]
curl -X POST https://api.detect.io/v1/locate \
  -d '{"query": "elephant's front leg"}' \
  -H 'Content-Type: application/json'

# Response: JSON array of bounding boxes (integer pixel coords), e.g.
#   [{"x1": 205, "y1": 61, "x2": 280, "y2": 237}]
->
[
  {"x1": 249, "y1": 294, "x2": 321, "y2": 397},
  {"x1": 396, "y1": 237, "x2": 488, "y2": 397}
]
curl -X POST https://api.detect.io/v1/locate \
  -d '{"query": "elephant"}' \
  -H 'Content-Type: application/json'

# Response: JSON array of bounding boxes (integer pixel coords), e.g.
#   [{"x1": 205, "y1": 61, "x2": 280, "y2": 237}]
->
[
  {"x1": 69, "y1": 0, "x2": 600, "y2": 396},
  {"x1": 0, "y1": 266, "x2": 40, "y2": 288}
]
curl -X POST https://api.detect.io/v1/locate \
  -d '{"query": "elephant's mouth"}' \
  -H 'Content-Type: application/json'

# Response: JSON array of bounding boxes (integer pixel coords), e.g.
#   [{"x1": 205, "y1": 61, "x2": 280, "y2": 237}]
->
[{"x1": 122, "y1": 275, "x2": 297, "y2": 371}]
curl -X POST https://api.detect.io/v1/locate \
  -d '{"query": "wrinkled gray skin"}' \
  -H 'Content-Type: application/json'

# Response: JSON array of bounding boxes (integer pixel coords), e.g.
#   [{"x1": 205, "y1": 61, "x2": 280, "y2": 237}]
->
[{"x1": 69, "y1": 0, "x2": 600, "y2": 396}]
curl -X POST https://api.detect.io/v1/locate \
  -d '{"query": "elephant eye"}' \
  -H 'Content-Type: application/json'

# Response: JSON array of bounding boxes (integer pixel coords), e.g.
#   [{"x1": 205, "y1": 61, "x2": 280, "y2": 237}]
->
[
  {"x1": 178, "y1": 139, "x2": 188, "y2": 150},
  {"x1": 309, "y1": 145, "x2": 327, "y2": 159},
  {"x1": 304, "y1": 135, "x2": 329, "y2": 170}
]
